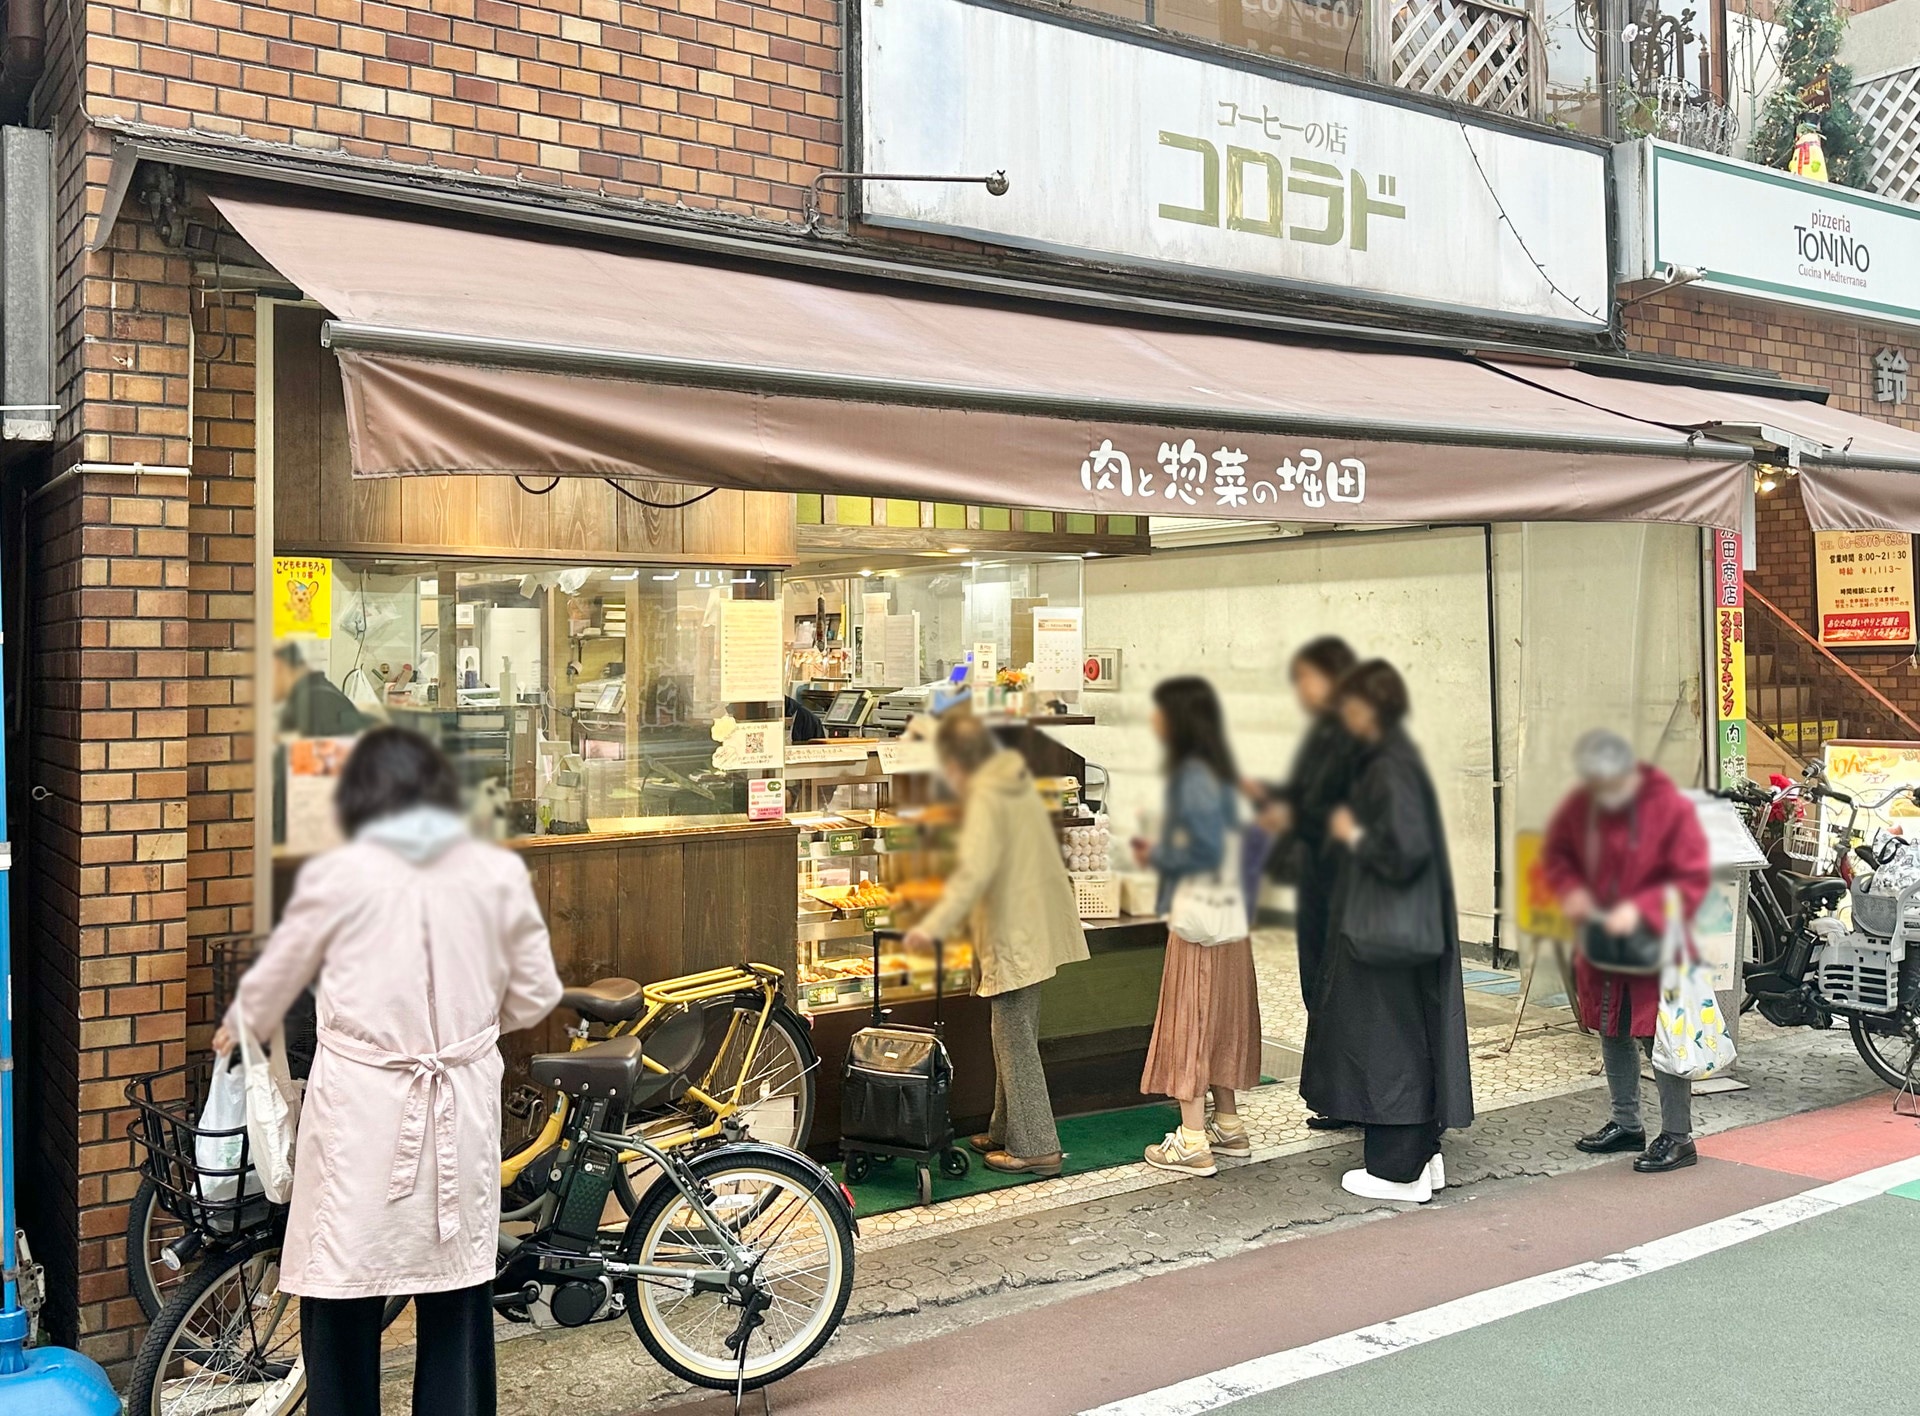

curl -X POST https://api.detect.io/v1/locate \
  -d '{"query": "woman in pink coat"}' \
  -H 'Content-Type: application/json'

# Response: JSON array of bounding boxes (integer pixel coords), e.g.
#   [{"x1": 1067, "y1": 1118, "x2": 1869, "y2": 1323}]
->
[{"x1": 216, "y1": 727, "x2": 563, "y2": 1415}]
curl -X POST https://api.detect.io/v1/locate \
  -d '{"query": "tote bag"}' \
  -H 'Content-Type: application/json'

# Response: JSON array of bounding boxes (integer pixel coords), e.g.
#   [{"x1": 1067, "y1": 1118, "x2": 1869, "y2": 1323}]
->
[
  {"x1": 1652, "y1": 900, "x2": 1736, "y2": 1081},
  {"x1": 237, "y1": 1016, "x2": 304, "y2": 1204},
  {"x1": 1168, "y1": 831, "x2": 1248, "y2": 948}
]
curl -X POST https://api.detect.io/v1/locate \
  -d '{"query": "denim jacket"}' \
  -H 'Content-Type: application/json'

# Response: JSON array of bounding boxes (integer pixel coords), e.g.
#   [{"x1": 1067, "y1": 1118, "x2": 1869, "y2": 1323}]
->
[{"x1": 1150, "y1": 759, "x2": 1238, "y2": 914}]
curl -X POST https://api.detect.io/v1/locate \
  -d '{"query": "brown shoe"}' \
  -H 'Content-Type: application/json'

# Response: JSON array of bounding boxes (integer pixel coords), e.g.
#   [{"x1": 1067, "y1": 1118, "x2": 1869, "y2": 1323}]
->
[
  {"x1": 984, "y1": 1150, "x2": 1063, "y2": 1177},
  {"x1": 967, "y1": 1133, "x2": 999, "y2": 1154}
]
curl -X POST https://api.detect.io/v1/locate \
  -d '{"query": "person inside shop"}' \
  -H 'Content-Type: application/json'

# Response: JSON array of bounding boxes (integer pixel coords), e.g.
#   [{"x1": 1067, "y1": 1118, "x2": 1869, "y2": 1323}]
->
[
  {"x1": 1133, "y1": 676, "x2": 1262, "y2": 1179},
  {"x1": 785, "y1": 693, "x2": 826, "y2": 744},
  {"x1": 1543, "y1": 728, "x2": 1711, "y2": 1174},
  {"x1": 1246, "y1": 635, "x2": 1362, "y2": 1131},
  {"x1": 275, "y1": 640, "x2": 372, "y2": 738},
  {"x1": 1301, "y1": 660, "x2": 1473, "y2": 1204},
  {"x1": 904, "y1": 712, "x2": 1089, "y2": 1177},
  {"x1": 215, "y1": 726, "x2": 563, "y2": 1416}
]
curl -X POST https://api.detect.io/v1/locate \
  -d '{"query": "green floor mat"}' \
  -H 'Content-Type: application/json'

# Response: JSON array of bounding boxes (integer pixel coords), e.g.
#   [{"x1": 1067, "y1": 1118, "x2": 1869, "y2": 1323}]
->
[
  {"x1": 834, "y1": 1099, "x2": 1182, "y2": 1216},
  {"x1": 1886, "y1": 1178, "x2": 1920, "y2": 1202}
]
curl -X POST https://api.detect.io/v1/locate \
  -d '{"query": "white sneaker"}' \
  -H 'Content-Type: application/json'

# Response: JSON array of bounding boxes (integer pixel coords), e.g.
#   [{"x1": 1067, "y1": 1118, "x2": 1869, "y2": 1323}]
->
[
  {"x1": 1340, "y1": 1167, "x2": 1433, "y2": 1203},
  {"x1": 1427, "y1": 1153, "x2": 1446, "y2": 1190}
]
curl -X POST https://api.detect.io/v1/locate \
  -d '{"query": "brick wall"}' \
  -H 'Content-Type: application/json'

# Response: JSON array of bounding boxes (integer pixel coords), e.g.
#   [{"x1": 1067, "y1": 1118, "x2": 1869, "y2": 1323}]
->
[
  {"x1": 1626, "y1": 289, "x2": 1920, "y2": 720},
  {"x1": 89, "y1": 0, "x2": 842, "y2": 223},
  {"x1": 24, "y1": 471, "x2": 193, "y2": 1361},
  {"x1": 185, "y1": 292, "x2": 261, "y2": 1047}
]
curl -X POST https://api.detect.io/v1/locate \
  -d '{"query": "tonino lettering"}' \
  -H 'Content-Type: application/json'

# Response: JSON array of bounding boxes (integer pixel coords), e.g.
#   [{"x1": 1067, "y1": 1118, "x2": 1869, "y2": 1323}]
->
[{"x1": 1794, "y1": 221, "x2": 1871, "y2": 272}]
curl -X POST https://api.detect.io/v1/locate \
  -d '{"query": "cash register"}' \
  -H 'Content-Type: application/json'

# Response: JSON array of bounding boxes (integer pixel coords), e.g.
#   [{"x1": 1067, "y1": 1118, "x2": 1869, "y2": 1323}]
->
[{"x1": 822, "y1": 689, "x2": 880, "y2": 736}]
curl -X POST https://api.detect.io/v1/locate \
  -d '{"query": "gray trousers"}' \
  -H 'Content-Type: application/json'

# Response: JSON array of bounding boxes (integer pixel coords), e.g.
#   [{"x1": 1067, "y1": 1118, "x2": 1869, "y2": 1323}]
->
[
  {"x1": 1601, "y1": 1033, "x2": 1692, "y2": 1138},
  {"x1": 988, "y1": 984, "x2": 1062, "y2": 1158}
]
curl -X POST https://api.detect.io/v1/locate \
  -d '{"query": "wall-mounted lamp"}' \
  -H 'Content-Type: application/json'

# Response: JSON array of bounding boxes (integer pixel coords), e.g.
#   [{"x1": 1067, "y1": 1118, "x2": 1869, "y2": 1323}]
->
[
  {"x1": 1617, "y1": 264, "x2": 1707, "y2": 313},
  {"x1": 805, "y1": 169, "x2": 1010, "y2": 234}
]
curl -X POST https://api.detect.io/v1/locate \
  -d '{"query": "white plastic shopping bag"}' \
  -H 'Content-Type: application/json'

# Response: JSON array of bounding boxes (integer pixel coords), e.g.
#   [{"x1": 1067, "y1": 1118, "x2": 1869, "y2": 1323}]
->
[
  {"x1": 237, "y1": 1017, "x2": 303, "y2": 1204},
  {"x1": 194, "y1": 1054, "x2": 249, "y2": 1202},
  {"x1": 1653, "y1": 956, "x2": 1737, "y2": 1081}
]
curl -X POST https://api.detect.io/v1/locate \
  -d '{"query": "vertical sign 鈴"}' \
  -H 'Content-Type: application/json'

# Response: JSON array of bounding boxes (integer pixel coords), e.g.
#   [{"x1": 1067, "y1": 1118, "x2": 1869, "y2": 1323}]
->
[{"x1": 1715, "y1": 530, "x2": 1747, "y2": 788}]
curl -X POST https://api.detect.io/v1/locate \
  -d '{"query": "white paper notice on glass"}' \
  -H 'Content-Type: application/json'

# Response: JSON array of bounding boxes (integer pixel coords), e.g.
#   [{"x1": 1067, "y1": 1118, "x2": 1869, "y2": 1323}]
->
[
  {"x1": 882, "y1": 613, "x2": 921, "y2": 686},
  {"x1": 971, "y1": 641, "x2": 998, "y2": 687},
  {"x1": 1031, "y1": 607, "x2": 1085, "y2": 693},
  {"x1": 748, "y1": 777, "x2": 787, "y2": 821},
  {"x1": 720, "y1": 599, "x2": 784, "y2": 703},
  {"x1": 875, "y1": 738, "x2": 938, "y2": 774},
  {"x1": 712, "y1": 719, "x2": 784, "y2": 772}
]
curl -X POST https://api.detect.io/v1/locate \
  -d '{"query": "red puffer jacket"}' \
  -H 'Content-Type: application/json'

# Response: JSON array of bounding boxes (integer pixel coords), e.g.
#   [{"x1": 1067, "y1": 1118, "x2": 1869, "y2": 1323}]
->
[{"x1": 1542, "y1": 766, "x2": 1711, "y2": 1038}]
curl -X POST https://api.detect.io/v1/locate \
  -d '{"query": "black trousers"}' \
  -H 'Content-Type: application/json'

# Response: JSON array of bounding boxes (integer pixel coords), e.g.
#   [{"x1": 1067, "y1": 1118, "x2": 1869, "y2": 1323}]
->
[
  {"x1": 301, "y1": 1281, "x2": 496, "y2": 1416},
  {"x1": 1363, "y1": 1121, "x2": 1444, "y2": 1184}
]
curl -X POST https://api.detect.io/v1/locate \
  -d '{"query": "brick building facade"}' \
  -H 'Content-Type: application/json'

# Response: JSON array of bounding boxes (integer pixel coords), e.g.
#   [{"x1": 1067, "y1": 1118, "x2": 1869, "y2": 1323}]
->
[
  {"x1": 1626, "y1": 291, "x2": 1920, "y2": 719},
  {"x1": 10, "y1": 0, "x2": 1917, "y2": 1381}
]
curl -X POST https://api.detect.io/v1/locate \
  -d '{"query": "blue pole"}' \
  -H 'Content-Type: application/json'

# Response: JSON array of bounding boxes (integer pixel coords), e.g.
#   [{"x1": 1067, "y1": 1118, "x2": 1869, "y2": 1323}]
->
[{"x1": 0, "y1": 529, "x2": 119, "y2": 1409}]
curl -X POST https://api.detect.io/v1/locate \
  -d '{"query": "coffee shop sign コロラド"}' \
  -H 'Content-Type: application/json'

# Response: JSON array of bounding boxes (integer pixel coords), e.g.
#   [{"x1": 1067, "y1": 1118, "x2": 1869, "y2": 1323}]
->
[
  {"x1": 856, "y1": 0, "x2": 1609, "y2": 330},
  {"x1": 1617, "y1": 140, "x2": 1920, "y2": 327}
]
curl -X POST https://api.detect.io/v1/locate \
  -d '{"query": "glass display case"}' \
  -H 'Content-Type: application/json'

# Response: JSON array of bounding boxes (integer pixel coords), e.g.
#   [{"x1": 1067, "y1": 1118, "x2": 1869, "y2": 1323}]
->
[{"x1": 270, "y1": 558, "x2": 781, "y2": 854}]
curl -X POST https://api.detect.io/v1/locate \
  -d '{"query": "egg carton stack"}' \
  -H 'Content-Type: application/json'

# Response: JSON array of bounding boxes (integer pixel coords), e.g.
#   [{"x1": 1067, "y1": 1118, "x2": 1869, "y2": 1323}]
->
[{"x1": 1063, "y1": 818, "x2": 1120, "y2": 918}]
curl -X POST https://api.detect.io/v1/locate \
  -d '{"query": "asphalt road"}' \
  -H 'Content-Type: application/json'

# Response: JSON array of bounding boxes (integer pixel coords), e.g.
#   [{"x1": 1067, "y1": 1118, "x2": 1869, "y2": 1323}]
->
[{"x1": 663, "y1": 1092, "x2": 1920, "y2": 1416}]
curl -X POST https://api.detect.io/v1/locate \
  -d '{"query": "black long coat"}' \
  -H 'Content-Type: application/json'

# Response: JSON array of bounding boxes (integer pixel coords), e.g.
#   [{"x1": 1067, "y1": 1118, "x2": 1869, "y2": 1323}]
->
[
  {"x1": 1265, "y1": 714, "x2": 1363, "y2": 1005},
  {"x1": 1298, "y1": 727, "x2": 1474, "y2": 1131}
]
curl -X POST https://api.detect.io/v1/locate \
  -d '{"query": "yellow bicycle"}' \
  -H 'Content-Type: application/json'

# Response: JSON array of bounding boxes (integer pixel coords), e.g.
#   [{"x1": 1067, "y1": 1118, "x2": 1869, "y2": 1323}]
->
[{"x1": 500, "y1": 962, "x2": 819, "y2": 1213}]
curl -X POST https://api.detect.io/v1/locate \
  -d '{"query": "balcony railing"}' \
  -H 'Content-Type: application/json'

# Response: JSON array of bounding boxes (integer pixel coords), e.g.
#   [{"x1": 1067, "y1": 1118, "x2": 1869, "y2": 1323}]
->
[
  {"x1": 1850, "y1": 63, "x2": 1920, "y2": 207},
  {"x1": 1381, "y1": 0, "x2": 1541, "y2": 120}
]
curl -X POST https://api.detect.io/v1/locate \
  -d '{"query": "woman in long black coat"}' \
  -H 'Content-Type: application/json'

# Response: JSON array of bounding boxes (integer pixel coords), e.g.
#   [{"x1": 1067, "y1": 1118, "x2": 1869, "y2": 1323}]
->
[{"x1": 1299, "y1": 660, "x2": 1473, "y2": 1204}]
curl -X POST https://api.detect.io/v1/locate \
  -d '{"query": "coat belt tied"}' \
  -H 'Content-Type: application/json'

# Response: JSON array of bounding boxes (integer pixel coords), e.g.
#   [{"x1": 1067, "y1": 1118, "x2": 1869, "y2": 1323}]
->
[{"x1": 318, "y1": 1023, "x2": 500, "y2": 1243}]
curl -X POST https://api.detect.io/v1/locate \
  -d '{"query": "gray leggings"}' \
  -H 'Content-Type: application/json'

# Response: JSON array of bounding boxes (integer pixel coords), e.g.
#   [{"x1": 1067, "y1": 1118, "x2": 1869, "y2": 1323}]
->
[
  {"x1": 1601, "y1": 1032, "x2": 1692, "y2": 1138},
  {"x1": 989, "y1": 984, "x2": 1062, "y2": 1158}
]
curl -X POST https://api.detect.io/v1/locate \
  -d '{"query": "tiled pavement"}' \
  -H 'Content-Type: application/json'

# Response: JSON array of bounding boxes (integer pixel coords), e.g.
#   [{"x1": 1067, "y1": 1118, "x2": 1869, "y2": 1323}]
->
[{"x1": 451, "y1": 933, "x2": 1890, "y2": 1415}]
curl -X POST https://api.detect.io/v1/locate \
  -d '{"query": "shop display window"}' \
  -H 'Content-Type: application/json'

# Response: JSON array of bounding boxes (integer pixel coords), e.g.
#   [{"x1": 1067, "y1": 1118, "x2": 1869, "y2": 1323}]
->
[{"x1": 268, "y1": 559, "x2": 780, "y2": 853}]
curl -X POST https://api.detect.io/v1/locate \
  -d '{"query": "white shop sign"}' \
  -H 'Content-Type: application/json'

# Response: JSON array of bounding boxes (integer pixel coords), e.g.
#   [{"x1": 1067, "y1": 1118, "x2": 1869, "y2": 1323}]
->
[
  {"x1": 857, "y1": 0, "x2": 1610, "y2": 330},
  {"x1": 1617, "y1": 139, "x2": 1920, "y2": 328}
]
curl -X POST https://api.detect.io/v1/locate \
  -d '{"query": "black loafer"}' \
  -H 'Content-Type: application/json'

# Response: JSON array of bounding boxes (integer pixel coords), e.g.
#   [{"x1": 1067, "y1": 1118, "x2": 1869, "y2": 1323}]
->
[
  {"x1": 1576, "y1": 1121, "x2": 1648, "y2": 1154},
  {"x1": 1634, "y1": 1133, "x2": 1698, "y2": 1173},
  {"x1": 1305, "y1": 1115, "x2": 1357, "y2": 1131}
]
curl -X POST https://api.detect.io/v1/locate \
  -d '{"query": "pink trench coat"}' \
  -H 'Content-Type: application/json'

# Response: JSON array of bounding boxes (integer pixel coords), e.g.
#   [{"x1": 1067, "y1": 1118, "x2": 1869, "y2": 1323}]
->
[{"x1": 230, "y1": 837, "x2": 563, "y2": 1298}]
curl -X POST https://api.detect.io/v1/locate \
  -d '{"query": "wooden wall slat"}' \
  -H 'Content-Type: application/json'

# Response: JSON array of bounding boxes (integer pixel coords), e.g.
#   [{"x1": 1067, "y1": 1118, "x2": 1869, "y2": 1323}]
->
[{"x1": 271, "y1": 306, "x2": 792, "y2": 568}]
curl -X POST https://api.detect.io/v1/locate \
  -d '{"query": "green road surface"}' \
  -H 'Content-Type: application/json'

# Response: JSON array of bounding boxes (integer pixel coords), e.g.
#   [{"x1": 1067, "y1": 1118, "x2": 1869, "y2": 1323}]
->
[{"x1": 1216, "y1": 1194, "x2": 1920, "y2": 1416}]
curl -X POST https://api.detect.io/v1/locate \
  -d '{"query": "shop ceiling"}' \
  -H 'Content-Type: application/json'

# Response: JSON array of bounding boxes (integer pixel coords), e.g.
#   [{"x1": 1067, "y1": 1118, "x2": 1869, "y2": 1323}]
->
[{"x1": 118, "y1": 175, "x2": 1920, "y2": 537}]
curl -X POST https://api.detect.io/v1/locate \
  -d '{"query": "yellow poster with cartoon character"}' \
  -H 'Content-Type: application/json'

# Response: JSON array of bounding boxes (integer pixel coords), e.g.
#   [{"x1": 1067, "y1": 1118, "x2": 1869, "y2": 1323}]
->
[{"x1": 273, "y1": 557, "x2": 332, "y2": 640}]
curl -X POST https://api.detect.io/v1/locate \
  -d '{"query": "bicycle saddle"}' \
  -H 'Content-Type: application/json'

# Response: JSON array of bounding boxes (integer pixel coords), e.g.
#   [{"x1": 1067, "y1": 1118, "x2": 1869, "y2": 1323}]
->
[
  {"x1": 531, "y1": 1034, "x2": 646, "y2": 1102},
  {"x1": 560, "y1": 977, "x2": 647, "y2": 1024}
]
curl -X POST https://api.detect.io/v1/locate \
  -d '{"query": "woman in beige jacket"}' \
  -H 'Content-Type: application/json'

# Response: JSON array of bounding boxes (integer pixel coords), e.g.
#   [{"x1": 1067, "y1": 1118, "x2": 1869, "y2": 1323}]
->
[
  {"x1": 905, "y1": 713, "x2": 1089, "y2": 1175},
  {"x1": 216, "y1": 727, "x2": 563, "y2": 1416}
]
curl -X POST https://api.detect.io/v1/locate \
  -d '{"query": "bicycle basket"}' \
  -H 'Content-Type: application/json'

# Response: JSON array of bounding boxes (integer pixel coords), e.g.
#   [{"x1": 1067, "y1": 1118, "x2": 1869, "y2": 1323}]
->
[
  {"x1": 1785, "y1": 817, "x2": 1824, "y2": 865},
  {"x1": 125, "y1": 1060, "x2": 278, "y2": 1236}
]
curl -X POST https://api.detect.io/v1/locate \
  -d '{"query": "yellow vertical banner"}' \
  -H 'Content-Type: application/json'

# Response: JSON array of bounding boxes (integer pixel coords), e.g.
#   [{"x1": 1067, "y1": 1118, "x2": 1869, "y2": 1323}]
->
[{"x1": 273, "y1": 557, "x2": 332, "y2": 639}]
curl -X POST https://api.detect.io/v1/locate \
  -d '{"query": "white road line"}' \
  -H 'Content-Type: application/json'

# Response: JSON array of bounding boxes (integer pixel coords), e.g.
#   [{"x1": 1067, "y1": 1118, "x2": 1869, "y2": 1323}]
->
[{"x1": 1080, "y1": 1154, "x2": 1920, "y2": 1416}]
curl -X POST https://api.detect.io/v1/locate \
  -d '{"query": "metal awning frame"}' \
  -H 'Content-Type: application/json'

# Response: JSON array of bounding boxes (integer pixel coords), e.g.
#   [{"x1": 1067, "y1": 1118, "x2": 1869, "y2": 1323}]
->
[{"x1": 320, "y1": 318, "x2": 1762, "y2": 467}]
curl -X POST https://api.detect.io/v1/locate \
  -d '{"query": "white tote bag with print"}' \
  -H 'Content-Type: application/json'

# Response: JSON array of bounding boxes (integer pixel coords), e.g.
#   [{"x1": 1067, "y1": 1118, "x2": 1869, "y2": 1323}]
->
[
  {"x1": 1168, "y1": 832, "x2": 1248, "y2": 948},
  {"x1": 237, "y1": 1016, "x2": 304, "y2": 1204}
]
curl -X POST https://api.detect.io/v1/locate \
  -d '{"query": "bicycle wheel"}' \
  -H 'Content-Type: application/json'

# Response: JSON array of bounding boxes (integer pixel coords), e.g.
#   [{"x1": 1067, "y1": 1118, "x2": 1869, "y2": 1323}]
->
[
  {"x1": 614, "y1": 1002, "x2": 816, "y2": 1212},
  {"x1": 127, "y1": 1177, "x2": 194, "y2": 1321},
  {"x1": 128, "y1": 1235, "x2": 303, "y2": 1416},
  {"x1": 621, "y1": 1147, "x2": 854, "y2": 1391},
  {"x1": 1851, "y1": 1008, "x2": 1920, "y2": 1089}
]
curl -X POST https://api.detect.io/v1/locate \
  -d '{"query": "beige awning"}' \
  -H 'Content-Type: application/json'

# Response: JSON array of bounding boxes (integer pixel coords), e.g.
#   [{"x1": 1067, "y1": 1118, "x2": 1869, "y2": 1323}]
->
[
  {"x1": 214, "y1": 192, "x2": 1766, "y2": 530},
  {"x1": 1488, "y1": 362, "x2": 1920, "y2": 532}
]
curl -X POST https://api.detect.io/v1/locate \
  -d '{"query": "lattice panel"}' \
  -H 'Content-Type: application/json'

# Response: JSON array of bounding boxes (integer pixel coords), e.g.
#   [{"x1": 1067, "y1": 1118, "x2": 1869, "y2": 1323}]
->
[
  {"x1": 1850, "y1": 65, "x2": 1920, "y2": 206},
  {"x1": 1391, "y1": 0, "x2": 1535, "y2": 119}
]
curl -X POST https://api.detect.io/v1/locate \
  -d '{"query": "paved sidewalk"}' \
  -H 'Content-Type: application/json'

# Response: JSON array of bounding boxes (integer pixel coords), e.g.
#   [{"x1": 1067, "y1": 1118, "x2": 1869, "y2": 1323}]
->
[{"x1": 450, "y1": 1021, "x2": 1883, "y2": 1416}]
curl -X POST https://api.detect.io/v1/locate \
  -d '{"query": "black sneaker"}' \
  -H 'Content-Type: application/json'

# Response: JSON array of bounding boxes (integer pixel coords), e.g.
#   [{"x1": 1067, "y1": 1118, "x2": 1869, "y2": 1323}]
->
[
  {"x1": 1575, "y1": 1121, "x2": 1648, "y2": 1154},
  {"x1": 1633, "y1": 1133, "x2": 1698, "y2": 1173}
]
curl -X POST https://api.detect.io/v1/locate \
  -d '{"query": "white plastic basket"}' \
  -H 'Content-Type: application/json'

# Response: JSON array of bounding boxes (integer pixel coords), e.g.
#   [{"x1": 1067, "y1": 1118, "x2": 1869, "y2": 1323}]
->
[{"x1": 1072, "y1": 873, "x2": 1120, "y2": 919}]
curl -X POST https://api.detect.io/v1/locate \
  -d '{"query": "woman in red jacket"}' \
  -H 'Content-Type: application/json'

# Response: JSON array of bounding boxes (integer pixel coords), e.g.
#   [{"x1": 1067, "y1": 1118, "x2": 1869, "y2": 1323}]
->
[{"x1": 1543, "y1": 730, "x2": 1711, "y2": 1173}]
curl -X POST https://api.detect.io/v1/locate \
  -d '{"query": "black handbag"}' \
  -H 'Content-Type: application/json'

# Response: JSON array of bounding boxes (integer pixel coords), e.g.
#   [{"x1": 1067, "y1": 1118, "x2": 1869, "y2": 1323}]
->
[
  {"x1": 1338, "y1": 867, "x2": 1445, "y2": 968},
  {"x1": 1580, "y1": 919, "x2": 1664, "y2": 975}
]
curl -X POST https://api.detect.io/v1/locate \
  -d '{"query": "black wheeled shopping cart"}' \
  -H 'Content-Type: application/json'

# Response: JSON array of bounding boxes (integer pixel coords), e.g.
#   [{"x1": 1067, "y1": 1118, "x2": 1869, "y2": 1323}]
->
[{"x1": 838, "y1": 929, "x2": 971, "y2": 1207}]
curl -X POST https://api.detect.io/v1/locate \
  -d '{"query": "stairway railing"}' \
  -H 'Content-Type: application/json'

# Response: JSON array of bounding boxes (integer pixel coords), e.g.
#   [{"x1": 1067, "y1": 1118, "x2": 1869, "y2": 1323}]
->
[{"x1": 1743, "y1": 587, "x2": 1920, "y2": 761}]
